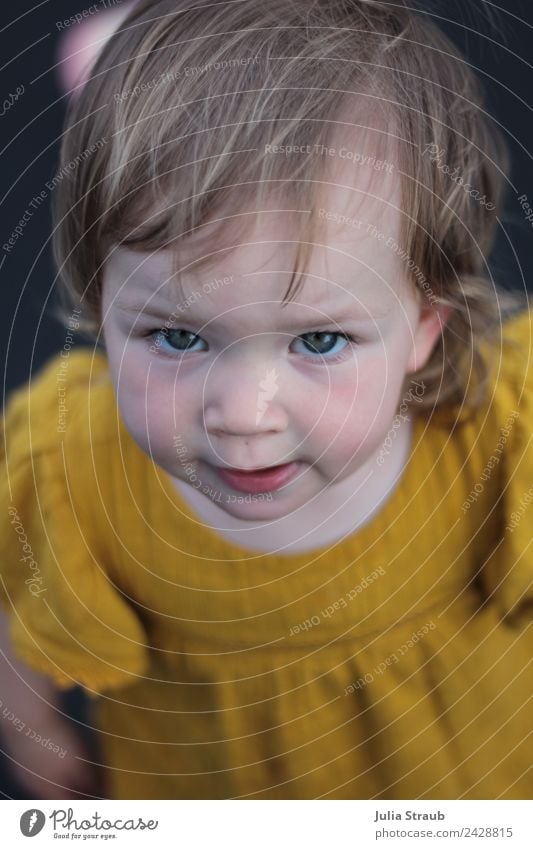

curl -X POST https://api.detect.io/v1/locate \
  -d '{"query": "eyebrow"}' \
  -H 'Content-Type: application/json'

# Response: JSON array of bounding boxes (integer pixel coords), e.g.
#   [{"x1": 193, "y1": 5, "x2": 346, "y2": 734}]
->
[
  {"x1": 114, "y1": 297, "x2": 386, "y2": 326},
  {"x1": 114, "y1": 298, "x2": 184, "y2": 316}
]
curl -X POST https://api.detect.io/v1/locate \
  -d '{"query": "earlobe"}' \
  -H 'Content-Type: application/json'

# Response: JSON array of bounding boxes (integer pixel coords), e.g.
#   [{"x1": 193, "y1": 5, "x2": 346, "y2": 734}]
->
[{"x1": 406, "y1": 304, "x2": 451, "y2": 374}]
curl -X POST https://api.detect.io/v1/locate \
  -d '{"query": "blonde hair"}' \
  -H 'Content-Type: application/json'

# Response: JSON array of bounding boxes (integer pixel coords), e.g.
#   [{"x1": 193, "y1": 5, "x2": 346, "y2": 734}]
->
[{"x1": 52, "y1": 0, "x2": 527, "y2": 415}]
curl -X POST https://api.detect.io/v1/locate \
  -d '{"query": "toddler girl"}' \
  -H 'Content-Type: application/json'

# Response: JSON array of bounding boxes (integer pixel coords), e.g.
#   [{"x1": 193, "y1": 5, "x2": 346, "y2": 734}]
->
[{"x1": 1, "y1": 0, "x2": 531, "y2": 800}]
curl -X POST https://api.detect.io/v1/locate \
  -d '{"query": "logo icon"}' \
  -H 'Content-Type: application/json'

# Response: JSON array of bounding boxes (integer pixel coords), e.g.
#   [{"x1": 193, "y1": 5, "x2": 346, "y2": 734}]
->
[
  {"x1": 20, "y1": 809, "x2": 46, "y2": 837},
  {"x1": 256, "y1": 368, "x2": 280, "y2": 425}
]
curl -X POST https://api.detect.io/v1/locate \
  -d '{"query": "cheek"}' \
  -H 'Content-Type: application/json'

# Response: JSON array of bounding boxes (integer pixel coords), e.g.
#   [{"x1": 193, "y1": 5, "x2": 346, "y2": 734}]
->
[
  {"x1": 107, "y1": 347, "x2": 180, "y2": 461},
  {"x1": 101, "y1": 316, "x2": 200, "y2": 463},
  {"x1": 310, "y1": 350, "x2": 408, "y2": 454},
  {"x1": 133, "y1": 372, "x2": 204, "y2": 470}
]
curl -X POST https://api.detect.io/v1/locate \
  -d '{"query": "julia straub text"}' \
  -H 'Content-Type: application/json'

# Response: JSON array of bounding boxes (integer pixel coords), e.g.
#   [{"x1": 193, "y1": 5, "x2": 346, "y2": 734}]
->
[{"x1": 374, "y1": 810, "x2": 445, "y2": 822}]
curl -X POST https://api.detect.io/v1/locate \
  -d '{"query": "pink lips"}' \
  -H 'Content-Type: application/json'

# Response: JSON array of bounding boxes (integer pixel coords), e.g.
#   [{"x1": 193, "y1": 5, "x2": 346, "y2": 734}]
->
[{"x1": 216, "y1": 462, "x2": 300, "y2": 494}]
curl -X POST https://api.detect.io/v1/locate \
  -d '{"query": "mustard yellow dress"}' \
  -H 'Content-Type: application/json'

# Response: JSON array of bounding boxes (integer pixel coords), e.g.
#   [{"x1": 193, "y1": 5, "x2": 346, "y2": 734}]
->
[{"x1": 1, "y1": 311, "x2": 532, "y2": 800}]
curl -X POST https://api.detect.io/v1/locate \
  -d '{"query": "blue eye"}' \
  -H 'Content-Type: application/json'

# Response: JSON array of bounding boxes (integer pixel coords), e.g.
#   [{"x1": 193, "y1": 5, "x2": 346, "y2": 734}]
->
[
  {"x1": 291, "y1": 332, "x2": 353, "y2": 359},
  {"x1": 152, "y1": 328, "x2": 206, "y2": 354},
  {"x1": 145, "y1": 327, "x2": 356, "y2": 361}
]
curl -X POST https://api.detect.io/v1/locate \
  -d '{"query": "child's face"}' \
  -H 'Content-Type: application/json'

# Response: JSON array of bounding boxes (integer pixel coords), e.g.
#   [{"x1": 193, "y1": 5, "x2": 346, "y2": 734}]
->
[{"x1": 101, "y1": 177, "x2": 444, "y2": 522}]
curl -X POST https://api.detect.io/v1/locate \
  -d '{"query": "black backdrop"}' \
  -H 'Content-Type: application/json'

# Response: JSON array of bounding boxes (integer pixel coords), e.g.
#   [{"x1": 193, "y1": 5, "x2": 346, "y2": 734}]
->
[{"x1": 1, "y1": 0, "x2": 533, "y2": 396}]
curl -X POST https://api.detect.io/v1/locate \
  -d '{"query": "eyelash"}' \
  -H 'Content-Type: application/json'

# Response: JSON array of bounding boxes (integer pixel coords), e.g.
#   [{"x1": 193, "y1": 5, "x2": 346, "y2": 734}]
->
[{"x1": 141, "y1": 328, "x2": 359, "y2": 363}]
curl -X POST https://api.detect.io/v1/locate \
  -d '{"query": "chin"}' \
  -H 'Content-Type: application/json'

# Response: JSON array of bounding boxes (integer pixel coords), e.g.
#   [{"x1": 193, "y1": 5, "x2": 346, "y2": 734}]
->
[
  {"x1": 204, "y1": 486, "x2": 293, "y2": 517},
  {"x1": 204, "y1": 477, "x2": 321, "y2": 524},
  {"x1": 215, "y1": 497, "x2": 280, "y2": 520}
]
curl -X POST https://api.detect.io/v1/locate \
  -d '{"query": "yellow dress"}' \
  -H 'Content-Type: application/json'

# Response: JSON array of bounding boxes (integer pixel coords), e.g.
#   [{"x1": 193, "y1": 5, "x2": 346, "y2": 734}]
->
[{"x1": 1, "y1": 311, "x2": 532, "y2": 800}]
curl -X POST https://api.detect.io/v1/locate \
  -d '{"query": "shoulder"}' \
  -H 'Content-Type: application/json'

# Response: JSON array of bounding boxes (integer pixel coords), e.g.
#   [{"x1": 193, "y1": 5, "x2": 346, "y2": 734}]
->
[
  {"x1": 478, "y1": 307, "x2": 533, "y2": 627},
  {"x1": 1, "y1": 346, "x2": 143, "y2": 573},
  {"x1": 1, "y1": 347, "x2": 123, "y2": 572},
  {"x1": 482, "y1": 306, "x2": 532, "y2": 450},
  {"x1": 2, "y1": 347, "x2": 116, "y2": 465},
  {"x1": 496, "y1": 306, "x2": 532, "y2": 401},
  {"x1": 0, "y1": 348, "x2": 149, "y2": 694},
  {"x1": 431, "y1": 306, "x2": 532, "y2": 437}
]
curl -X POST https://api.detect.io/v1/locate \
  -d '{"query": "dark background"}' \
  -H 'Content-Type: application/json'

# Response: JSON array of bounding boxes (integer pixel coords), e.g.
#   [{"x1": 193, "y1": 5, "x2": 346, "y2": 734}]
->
[
  {"x1": 0, "y1": 0, "x2": 532, "y2": 798},
  {"x1": 1, "y1": 0, "x2": 533, "y2": 397}
]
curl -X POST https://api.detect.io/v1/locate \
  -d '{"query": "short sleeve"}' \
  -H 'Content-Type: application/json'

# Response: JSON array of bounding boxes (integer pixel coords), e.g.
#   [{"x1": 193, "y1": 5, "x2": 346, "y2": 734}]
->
[
  {"x1": 0, "y1": 352, "x2": 149, "y2": 698},
  {"x1": 481, "y1": 308, "x2": 533, "y2": 629}
]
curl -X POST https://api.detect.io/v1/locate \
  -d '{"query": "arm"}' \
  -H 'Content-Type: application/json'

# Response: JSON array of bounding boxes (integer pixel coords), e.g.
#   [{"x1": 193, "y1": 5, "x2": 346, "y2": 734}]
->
[
  {"x1": 0, "y1": 607, "x2": 105, "y2": 799},
  {"x1": 0, "y1": 607, "x2": 63, "y2": 725}
]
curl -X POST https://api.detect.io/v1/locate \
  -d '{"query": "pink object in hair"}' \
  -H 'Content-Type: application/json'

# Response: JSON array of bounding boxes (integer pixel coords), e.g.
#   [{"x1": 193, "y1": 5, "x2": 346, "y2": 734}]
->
[{"x1": 55, "y1": 4, "x2": 135, "y2": 95}]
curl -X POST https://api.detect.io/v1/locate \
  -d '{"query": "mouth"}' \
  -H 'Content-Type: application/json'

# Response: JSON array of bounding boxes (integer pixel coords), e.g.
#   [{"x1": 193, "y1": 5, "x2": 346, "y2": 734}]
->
[{"x1": 215, "y1": 461, "x2": 301, "y2": 494}]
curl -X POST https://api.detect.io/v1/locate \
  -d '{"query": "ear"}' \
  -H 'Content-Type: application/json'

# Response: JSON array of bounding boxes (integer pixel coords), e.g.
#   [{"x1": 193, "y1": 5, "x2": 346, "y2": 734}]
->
[{"x1": 406, "y1": 303, "x2": 451, "y2": 374}]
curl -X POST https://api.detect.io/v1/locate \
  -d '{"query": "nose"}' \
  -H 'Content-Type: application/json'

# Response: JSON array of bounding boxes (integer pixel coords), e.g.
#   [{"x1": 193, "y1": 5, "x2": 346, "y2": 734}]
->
[{"x1": 203, "y1": 353, "x2": 288, "y2": 437}]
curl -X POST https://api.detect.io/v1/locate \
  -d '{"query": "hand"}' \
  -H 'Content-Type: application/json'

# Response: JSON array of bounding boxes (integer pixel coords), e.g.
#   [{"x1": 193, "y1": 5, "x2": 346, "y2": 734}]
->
[{"x1": 1, "y1": 714, "x2": 109, "y2": 799}]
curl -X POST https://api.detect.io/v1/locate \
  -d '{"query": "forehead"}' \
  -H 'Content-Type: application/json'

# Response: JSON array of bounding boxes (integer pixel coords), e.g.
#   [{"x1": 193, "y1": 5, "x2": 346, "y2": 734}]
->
[
  {"x1": 105, "y1": 135, "x2": 407, "y2": 311},
  {"x1": 108, "y1": 228, "x2": 404, "y2": 317}
]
